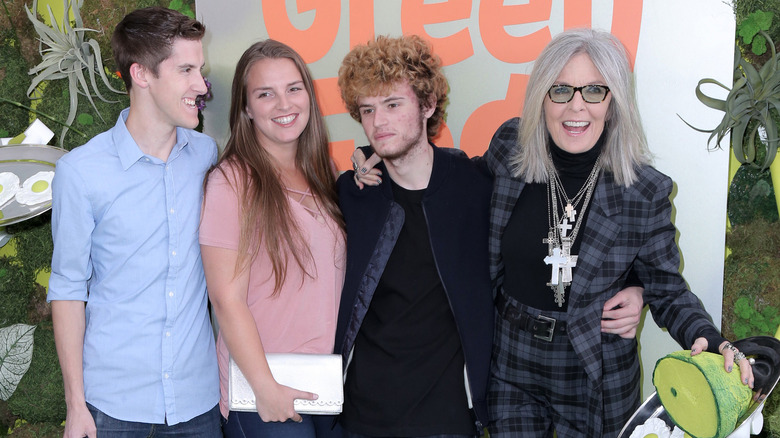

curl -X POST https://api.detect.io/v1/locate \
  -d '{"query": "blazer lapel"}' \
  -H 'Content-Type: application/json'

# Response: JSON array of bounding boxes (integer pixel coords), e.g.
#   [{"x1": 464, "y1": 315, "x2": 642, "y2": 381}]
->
[
  {"x1": 567, "y1": 172, "x2": 623, "y2": 382},
  {"x1": 569, "y1": 172, "x2": 623, "y2": 309}
]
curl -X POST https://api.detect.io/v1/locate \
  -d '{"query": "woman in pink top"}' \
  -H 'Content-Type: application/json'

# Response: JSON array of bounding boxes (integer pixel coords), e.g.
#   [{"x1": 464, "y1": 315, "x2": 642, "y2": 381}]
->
[{"x1": 199, "y1": 40, "x2": 346, "y2": 437}]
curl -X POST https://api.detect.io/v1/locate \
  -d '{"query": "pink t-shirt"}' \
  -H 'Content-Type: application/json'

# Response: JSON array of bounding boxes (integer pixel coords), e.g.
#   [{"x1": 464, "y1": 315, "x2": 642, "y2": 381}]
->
[{"x1": 199, "y1": 165, "x2": 346, "y2": 417}]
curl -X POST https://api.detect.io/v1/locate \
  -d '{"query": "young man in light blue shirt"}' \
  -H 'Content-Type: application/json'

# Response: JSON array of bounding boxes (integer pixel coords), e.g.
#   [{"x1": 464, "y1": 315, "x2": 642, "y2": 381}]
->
[{"x1": 48, "y1": 7, "x2": 220, "y2": 438}]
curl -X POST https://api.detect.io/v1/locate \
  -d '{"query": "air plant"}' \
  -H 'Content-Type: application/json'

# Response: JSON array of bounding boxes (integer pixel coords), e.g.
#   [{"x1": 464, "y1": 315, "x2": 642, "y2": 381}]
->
[
  {"x1": 681, "y1": 17, "x2": 780, "y2": 221},
  {"x1": 24, "y1": 0, "x2": 125, "y2": 145},
  {"x1": 680, "y1": 30, "x2": 780, "y2": 170}
]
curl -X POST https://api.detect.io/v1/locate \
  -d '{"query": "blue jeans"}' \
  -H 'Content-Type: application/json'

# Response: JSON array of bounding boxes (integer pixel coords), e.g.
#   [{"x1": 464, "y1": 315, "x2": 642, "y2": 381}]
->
[
  {"x1": 87, "y1": 403, "x2": 221, "y2": 438},
  {"x1": 222, "y1": 411, "x2": 343, "y2": 438}
]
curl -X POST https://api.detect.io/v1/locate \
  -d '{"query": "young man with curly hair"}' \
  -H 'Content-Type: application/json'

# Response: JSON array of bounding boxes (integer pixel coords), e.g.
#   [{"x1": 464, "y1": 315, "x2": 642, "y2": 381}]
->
[{"x1": 333, "y1": 35, "x2": 495, "y2": 438}]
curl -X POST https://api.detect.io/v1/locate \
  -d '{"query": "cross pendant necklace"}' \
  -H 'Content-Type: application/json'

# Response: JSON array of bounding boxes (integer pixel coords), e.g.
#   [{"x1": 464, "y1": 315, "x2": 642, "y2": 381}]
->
[
  {"x1": 565, "y1": 203, "x2": 576, "y2": 222},
  {"x1": 543, "y1": 154, "x2": 602, "y2": 307},
  {"x1": 544, "y1": 228, "x2": 578, "y2": 307}
]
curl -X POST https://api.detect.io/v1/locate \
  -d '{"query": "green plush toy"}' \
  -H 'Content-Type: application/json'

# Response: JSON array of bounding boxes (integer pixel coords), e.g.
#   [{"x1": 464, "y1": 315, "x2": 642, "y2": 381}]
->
[{"x1": 653, "y1": 351, "x2": 753, "y2": 438}]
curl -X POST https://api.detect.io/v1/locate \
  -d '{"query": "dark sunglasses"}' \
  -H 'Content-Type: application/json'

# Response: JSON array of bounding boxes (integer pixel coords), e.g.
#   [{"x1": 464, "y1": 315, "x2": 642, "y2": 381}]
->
[{"x1": 547, "y1": 84, "x2": 610, "y2": 104}]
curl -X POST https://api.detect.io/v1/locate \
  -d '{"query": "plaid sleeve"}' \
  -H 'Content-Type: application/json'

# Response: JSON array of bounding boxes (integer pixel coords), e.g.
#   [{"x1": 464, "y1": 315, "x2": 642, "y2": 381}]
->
[{"x1": 633, "y1": 169, "x2": 720, "y2": 348}]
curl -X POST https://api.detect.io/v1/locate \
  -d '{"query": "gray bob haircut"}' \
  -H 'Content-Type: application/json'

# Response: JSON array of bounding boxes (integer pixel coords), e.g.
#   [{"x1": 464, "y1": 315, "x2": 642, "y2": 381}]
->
[{"x1": 510, "y1": 28, "x2": 652, "y2": 187}]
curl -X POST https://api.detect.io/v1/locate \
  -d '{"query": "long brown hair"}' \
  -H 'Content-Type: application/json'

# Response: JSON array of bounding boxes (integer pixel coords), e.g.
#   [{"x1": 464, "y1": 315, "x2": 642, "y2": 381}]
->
[{"x1": 207, "y1": 39, "x2": 344, "y2": 295}]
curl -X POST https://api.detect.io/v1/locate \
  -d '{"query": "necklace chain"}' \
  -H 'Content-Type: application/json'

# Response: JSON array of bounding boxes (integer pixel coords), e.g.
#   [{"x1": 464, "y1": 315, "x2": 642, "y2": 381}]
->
[{"x1": 543, "y1": 154, "x2": 602, "y2": 307}]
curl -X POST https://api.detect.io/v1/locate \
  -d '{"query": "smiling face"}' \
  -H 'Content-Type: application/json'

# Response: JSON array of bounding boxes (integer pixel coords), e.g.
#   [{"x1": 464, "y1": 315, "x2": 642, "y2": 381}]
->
[
  {"x1": 245, "y1": 57, "x2": 310, "y2": 154},
  {"x1": 144, "y1": 38, "x2": 207, "y2": 130},
  {"x1": 543, "y1": 52, "x2": 612, "y2": 154},
  {"x1": 357, "y1": 81, "x2": 434, "y2": 161}
]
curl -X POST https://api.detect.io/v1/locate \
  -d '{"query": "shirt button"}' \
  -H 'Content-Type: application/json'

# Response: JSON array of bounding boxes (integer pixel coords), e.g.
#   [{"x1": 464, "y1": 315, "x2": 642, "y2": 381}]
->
[
  {"x1": 169, "y1": 291, "x2": 174, "y2": 297},
  {"x1": 172, "y1": 251, "x2": 177, "y2": 256},
  {"x1": 166, "y1": 331, "x2": 171, "y2": 337},
  {"x1": 170, "y1": 208, "x2": 175, "y2": 214},
  {"x1": 164, "y1": 373, "x2": 169, "y2": 379}
]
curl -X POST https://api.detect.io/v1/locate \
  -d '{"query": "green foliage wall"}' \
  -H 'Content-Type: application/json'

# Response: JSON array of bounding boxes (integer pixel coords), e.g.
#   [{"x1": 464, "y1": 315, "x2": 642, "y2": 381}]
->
[
  {"x1": 734, "y1": 0, "x2": 780, "y2": 63},
  {"x1": 722, "y1": 217, "x2": 780, "y2": 341}
]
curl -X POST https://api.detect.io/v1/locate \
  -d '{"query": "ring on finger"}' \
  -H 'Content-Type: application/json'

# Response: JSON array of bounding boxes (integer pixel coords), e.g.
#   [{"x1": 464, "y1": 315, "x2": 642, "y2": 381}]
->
[
  {"x1": 721, "y1": 342, "x2": 739, "y2": 355},
  {"x1": 734, "y1": 351, "x2": 746, "y2": 363},
  {"x1": 352, "y1": 161, "x2": 358, "y2": 171}
]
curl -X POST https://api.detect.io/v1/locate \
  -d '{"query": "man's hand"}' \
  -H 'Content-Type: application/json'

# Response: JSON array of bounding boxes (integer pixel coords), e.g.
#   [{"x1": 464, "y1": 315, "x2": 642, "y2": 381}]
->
[
  {"x1": 601, "y1": 286, "x2": 644, "y2": 338},
  {"x1": 63, "y1": 403, "x2": 96, "y2": 438}
]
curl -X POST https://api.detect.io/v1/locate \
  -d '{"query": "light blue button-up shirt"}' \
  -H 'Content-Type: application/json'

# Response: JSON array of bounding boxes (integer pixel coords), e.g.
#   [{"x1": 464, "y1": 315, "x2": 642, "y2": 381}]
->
[{"x1": 48, "y1": 109, "x2": 219, "y2": 424}]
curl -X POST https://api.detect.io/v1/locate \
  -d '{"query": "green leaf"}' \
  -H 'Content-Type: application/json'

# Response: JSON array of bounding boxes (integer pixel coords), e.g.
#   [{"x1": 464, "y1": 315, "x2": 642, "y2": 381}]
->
[
  {"x1": 694, "y1": 78, "x2": 729, "y2": 111},
  {"x1": 735, "y1": 296, "x2": 755, "y2": 318},
  {"x1": 738, "y1": 10, "x2": 774, "y2": 44},
  {"x1": 739, "y1": 19, "x2": 760, "y2": 45},
  {"x1": 749, "y1": 179, "x2": 772, "y2": 199},
  {"x1": 754, "y1": 10, "x2": 774, "y2": 29},
  {"x1": 0, "y1": 324, "x2": 36, "y2": 401},
  {"x1": 734, "y1": 323, "x2": 750, "y2": 339},
  {"x1": 762, "y1": 305, "x2": 779, "y2": 319},
  {"x1": 752, "y1": 34, "x2": 768, "y2": 56},
  {"x1": 77, "y1": 113, "x2": 93, "y2": 125},
  {"x1": 740, "y1": 56, "x2": 762, "y2": 88},
  {"x1": 732, "y1": 117, "x2": 753, "y2": 163}
]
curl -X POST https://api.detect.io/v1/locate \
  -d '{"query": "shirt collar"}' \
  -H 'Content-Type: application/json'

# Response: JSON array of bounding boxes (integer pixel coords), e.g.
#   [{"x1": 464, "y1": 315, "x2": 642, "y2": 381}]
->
[{"x1": 113, "y1": 108, "x2": 191, "y2": 170}]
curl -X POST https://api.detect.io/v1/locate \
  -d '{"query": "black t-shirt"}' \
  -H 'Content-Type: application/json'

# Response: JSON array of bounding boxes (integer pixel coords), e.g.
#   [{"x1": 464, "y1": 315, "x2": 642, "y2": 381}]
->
[{"x1": 340, "y1": 180, "x2": 473, "y2": 436}]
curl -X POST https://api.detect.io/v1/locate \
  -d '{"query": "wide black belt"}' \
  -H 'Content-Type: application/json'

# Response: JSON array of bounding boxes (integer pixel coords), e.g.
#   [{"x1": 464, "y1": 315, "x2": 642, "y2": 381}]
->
[{"x1": 495, "y1": 292, "x2": 567, "y2": 342}]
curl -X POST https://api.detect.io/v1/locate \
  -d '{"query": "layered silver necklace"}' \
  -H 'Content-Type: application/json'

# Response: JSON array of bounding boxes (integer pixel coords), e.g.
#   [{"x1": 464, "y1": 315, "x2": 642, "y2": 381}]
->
[{"x1": 543, "y1": 154, "x2": 602, "y2": 307}]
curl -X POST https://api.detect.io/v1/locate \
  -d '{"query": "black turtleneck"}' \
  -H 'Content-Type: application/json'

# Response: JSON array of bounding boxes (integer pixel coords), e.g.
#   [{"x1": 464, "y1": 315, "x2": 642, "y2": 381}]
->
[{"x1": 500, "y1": 135, "x2": 603, "y2": 312}]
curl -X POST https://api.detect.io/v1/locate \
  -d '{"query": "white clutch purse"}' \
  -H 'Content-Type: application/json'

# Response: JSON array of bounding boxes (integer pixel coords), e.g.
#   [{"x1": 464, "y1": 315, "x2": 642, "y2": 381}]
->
[{"x1": 228, "y1": 353, "x2": 343, "y2": 415}]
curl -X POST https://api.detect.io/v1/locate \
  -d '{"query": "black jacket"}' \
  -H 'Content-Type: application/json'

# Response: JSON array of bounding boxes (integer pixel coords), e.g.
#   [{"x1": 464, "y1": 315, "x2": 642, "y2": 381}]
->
[{"x1": 334, "y1": 144, "x2": 494, "y2": 431}]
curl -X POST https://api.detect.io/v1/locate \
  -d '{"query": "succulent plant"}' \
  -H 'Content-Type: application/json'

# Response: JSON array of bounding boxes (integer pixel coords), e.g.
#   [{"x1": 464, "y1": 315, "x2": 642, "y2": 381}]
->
[
  {"x1": 24, "y1": 0, "x2": 125, "y2": 145},
  {"x1": 682, "y1": 30, "x2": 780, "y2": 170}
]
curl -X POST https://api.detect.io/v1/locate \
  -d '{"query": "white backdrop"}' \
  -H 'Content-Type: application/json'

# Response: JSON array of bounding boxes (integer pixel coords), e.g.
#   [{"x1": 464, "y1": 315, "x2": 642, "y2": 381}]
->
[{"x1": 196, "y1": 0, "x2": 735, "y2": 402}]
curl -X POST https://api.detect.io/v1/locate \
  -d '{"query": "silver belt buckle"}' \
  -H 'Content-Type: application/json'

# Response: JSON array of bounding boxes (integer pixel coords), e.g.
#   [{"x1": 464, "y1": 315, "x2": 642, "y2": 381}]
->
[{"x1": 534, "y1": 315, "x2": 556, "y2": 342}]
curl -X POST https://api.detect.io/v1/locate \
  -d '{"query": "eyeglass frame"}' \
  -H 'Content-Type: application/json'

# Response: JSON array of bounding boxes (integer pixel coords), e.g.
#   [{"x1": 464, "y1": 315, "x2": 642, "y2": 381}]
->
[{"x1": 547, "y1": 84, "x2": 611, "y2": 104}]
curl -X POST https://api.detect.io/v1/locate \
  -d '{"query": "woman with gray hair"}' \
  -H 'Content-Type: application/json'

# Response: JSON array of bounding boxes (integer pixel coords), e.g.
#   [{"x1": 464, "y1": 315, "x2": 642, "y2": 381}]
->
[{"x1": 486, "y1": 28, "x2": 753, "y2": 437}]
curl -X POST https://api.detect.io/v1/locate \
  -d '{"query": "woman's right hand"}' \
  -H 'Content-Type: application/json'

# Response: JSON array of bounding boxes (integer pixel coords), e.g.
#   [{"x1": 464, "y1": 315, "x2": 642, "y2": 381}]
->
[
  {"x1": 690, "y1": 338, "x2": 755, "y2": 393},
  {"x1": 255, "y1": 381, "x2": 318, "y2": 423},
  {"x1": 351, "y1": 148, "x2": 382, "y2": 189}
]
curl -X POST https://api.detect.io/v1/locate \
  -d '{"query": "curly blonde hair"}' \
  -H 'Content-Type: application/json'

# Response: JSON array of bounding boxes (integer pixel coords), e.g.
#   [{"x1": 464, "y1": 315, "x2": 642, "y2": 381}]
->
[{"x1": 338, "y1": 35, "x2": 449, "y2": 140}]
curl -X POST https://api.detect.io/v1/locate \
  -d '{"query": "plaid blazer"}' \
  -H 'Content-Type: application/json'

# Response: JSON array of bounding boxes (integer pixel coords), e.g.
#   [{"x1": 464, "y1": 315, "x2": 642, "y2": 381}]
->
[{"x1": 485, "y1": 118, "x2": 720, "y2": 437}]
